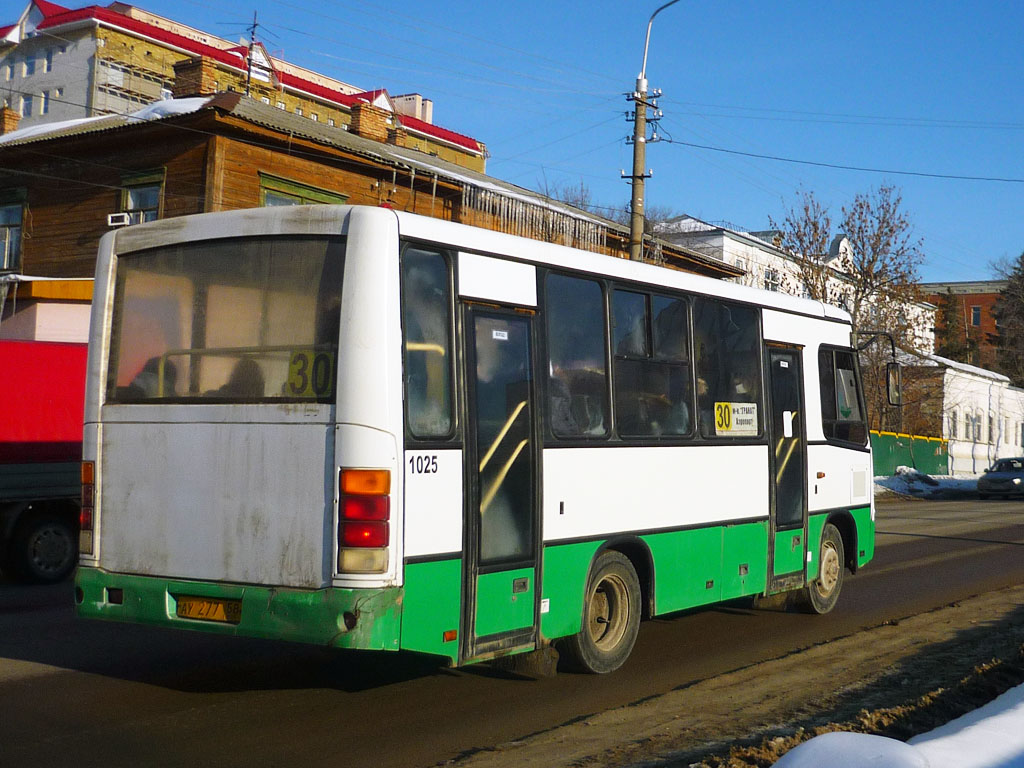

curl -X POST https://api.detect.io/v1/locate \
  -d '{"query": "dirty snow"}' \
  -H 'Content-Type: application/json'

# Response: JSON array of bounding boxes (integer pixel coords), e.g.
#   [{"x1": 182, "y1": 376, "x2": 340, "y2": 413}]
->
[
  {"x1": 774, "y1": 683, "x2": 1024, "y2": 767},
  {"x1": 875, "y1": 466, "x2": 979, "y2": 500},
  {"x1": 777, "y1": 467, "x2": 1022, "y2": 767}
]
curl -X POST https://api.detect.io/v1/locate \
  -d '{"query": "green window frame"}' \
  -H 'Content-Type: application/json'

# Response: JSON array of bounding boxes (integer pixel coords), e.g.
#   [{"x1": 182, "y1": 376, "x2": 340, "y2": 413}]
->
[{"x1": 259, "y1": 174, "x2": 348, "y2": 207}]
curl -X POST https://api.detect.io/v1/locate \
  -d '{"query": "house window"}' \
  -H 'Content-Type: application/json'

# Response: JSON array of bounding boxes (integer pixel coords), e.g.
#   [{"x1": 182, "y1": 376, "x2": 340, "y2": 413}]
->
[
  {"x1": 21, "y1": 94, "x2": 32, "y2": 117},
  {"x1": 294, "y1": 106, "x2": 303, "y2": 116},
  {"x1": 311, "y1": 113, "x2": 318, "y2": 122},
  {"x1": 5, "y1": 61, "x2": 13, "y2": 80},
  {"x1": 23, "y1": 58, "x2": 35, "y2": 77},
  {"x1": 988, "y1": 414, "x2": 994, "y2": 444},
  {"x1": 121, "y1": 172, "x2": 164, "y2": 224},
  {"x1": 44, "y1": 50, "x2": 53, "y2": 73},
  {"x1": 764, "y1": 268, "x2": 781, "y2": 292},
  {"x1": 55, "y1": 87, "x2": 63, "y2": 98},
  {"x1": 949, "y1": 409, "x2": 958, "y2": 439},
  {"x1": 971, "y1": 305, "x2": 981, "y2": 326},
  {"x1": 0, "y1": 200, "x2": 24, "y2": 272},
  {"x1": 276, "y1": 101, "x2": 285, "y2": 110},
  {"x1": 259, "y1": 173, "x2": 347, "y2": 207},
  {"x1": 41, "y1": 91, "x2": 49, "y2": 114},
  {"x1": 327, "y1": 117, "x2": 335, "y2": 127},
  {"x1": 261, "y1": 96, "x2": 270, "y2": 105}
]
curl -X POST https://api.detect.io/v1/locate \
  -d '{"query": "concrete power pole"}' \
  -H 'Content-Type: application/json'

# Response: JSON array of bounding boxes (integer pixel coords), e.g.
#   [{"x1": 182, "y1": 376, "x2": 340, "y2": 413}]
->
[{"x1": 627, "y1": 0, "x2": 681, "y2": 261}]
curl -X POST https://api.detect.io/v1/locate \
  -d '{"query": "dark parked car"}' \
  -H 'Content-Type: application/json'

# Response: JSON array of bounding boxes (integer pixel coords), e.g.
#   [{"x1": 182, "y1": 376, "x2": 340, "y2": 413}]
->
[{"x1": 978, "y1": 458, "x2": 1024, "y2": 499}]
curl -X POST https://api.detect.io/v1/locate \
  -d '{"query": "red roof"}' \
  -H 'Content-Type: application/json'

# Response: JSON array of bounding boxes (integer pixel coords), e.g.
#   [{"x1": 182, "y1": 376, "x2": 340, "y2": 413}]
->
[
  {"x1": 33, "y1": 0, "x2": 71, "y2": 17},
  {"x1": 24, "y1": 2, "x2": 483, "y2": 154}
]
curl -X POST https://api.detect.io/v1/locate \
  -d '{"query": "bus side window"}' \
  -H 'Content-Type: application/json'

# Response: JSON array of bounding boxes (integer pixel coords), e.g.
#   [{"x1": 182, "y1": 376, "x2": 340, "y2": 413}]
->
[
  {"x1": 401, "y1": 248, "x2": 454, "y2": 439},
  {"x1": 612, "y1": 290, "x2": 692, "y2": 438},
  {"x1": 819, "y1": 347, "x2": 867, "y2": 445},
  {"x1": 545, "y1": 273, "x2": 609, "y2": 438},
  {"x1": 693, "y1": 298, "x2": 762, "y2": 438}
]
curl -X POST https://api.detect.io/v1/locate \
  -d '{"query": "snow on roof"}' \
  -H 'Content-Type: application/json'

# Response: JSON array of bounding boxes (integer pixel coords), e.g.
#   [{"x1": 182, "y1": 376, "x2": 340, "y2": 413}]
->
[
  {"x1": 14, "y1": 1, "x2": 483, "y2": 154},
  {"x1": 905, "y1": 350, "x2": 1011, "y2": 382},
  {"x1": 0, "y1": 96, "x2": 211, "y2": 145}
]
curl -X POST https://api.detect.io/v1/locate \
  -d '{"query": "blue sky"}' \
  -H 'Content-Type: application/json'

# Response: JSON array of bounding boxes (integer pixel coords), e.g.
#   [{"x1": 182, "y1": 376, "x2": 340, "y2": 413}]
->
[{"x1": 136, "y1": 0, "x2": 1022, "y2": 281}]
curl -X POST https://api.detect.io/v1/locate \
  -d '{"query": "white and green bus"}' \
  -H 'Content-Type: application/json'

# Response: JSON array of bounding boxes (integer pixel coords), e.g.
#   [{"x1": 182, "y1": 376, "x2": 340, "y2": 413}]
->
[{"x1": 76, "y1": 204, "x2": 875, "y2": 673}]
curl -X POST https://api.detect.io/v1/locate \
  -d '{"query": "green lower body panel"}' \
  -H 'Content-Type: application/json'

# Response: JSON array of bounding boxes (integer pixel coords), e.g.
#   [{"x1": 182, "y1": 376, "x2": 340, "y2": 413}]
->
[
  {"x1": 475, "y1": 567, "x2": 534, "y2": 637},
  {"x1": 851, "y1": 506, "x2": 875, "y2": 567},
  {"x1": 806, "y1": 506, "x2": 875, "y2": 580},
  {"x1": 400, "y1": 558, "x2": 462, "y2": 662},
  {"x1": 773, "y1": 528, "x2": 805, "y2": 576},
  {"x1": 643, "y1": 521, "x2": 768, "y2": 615},
  {"x1": 540, "y1": 540, "x2": 601, "y2": 641},
  {"x1": 76, "y1": 567, "x2": 402, "y2": 651}
]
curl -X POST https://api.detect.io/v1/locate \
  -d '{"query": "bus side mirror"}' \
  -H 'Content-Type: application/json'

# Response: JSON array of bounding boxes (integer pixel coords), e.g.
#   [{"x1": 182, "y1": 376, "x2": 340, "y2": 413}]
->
[{"x1": 886, "y1": 362, "x2": 902, "y2": 407}]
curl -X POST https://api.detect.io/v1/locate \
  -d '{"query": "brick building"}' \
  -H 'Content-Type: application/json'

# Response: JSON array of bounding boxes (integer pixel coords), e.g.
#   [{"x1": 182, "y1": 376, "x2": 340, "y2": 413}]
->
[{"x1": 922, "y1": 280, "x2": 1006, "y2": 370}]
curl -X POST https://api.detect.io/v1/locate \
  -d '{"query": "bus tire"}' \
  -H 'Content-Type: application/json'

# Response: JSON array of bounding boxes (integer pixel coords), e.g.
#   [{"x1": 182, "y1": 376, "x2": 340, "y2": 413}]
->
[
  {"x1": 799, "y1": 523, "x2": 844, "y2": 615},
  {"x1": 9, "y1": 511, "x2": 77, "y2": 584},
  {"x1": 561, "y1": 551, "x2": 641, "y2": 674}
]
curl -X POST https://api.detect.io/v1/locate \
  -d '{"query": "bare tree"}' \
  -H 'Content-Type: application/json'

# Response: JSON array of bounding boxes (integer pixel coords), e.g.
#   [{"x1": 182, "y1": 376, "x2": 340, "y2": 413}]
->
[
  {"x1": 769, "y1": 190, "x2": 835, "y2": 303},
  {"x1": 537, "y1": 177, "x2": 598, "y2": 215},
  {"x1": 772, "y1": 186, "x2": 926, "y2": 430}
]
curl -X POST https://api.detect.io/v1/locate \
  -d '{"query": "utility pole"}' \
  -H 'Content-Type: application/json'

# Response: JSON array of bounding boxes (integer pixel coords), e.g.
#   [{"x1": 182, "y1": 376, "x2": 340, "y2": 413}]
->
[
  {"x1": 245, "y1": 11, "x2": 258, "y2": 97},
  {"x1": 626, "y1": 0, "x2": 681, "y2": 261}
]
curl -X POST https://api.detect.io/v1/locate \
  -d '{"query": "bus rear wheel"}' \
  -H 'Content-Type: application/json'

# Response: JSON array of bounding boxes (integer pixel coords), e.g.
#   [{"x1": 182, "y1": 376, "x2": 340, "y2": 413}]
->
[
  {"x1": 561, "y1": 551, "x2": 641, "y2": 674},
  {"x1": 798, "y1": 523, "x2": 844, "y2": 615}
]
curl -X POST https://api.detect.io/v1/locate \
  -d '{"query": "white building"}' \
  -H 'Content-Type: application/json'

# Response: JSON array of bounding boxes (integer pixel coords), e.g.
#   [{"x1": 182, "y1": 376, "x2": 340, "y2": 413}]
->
[
  {"x1": 655, "y1": 215, "x2": 936, "y2": 355},
  {"x1": 910, "y1": 355, "x2": 1024, "y2": 474}
]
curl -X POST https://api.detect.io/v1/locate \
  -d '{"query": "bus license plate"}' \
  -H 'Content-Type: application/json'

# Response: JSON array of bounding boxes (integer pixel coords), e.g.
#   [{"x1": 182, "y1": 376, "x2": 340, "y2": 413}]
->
[{"x1": 175, "y1": 596, "x2": 242, "y2": 624}]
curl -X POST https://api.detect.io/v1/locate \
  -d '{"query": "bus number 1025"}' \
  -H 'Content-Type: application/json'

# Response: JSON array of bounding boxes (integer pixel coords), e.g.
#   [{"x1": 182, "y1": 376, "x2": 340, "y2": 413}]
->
[{"x1": 408, "y1": 455, "x2": 438, "y2": 474}]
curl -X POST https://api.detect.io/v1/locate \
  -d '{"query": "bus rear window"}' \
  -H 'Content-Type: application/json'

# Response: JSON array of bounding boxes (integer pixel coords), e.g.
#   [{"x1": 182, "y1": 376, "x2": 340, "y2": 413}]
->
[{"x1": 107, "y1": 236, "x2": 344, "y2": 404}]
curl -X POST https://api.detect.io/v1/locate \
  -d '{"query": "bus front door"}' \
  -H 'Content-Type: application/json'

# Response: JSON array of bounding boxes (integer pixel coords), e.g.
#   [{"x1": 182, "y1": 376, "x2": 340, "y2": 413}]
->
[
  {"x1": 462, "y1": 308, "x2": 541, "y2": 661},
  {"x1": 767, "y1": 345, "x2": 808, "y2": 591}
]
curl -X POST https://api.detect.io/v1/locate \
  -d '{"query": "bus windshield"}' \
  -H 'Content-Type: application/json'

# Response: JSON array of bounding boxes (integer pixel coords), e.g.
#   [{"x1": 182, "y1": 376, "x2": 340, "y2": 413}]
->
[{"x1": 106, "y1": 236, "x2": 344, "y2": 404}]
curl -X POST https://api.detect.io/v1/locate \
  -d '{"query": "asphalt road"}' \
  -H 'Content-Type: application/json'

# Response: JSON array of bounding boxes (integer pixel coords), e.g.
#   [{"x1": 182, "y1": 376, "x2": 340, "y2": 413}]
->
[{"x1": 1, "y1": 498, "x2": 1022, "y2": 768}]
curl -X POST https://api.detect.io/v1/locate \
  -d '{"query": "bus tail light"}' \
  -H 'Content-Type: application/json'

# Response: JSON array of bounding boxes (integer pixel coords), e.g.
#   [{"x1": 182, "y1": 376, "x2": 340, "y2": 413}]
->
[
  {"x1": 338, "y1": 469, "x2": 390, "y2": 574},
  {"x1": 80, "y1": 461, "x2": 95, "y2": 555}
]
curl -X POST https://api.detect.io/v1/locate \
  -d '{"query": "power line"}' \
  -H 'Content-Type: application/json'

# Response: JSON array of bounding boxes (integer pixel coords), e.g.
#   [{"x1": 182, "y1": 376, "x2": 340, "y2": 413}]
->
[
  {"x1": 663, "y1": 99, "x2": 1024, "y2": 131},
  {"x1": 663, "y1": 138, "x2": 1024, "y2": 184}
]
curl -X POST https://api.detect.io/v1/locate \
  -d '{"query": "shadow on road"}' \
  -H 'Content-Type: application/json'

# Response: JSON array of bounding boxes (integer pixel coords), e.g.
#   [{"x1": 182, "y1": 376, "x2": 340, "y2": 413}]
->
[{"x1": 0, "y1": 573, "x2": 448, "y2": 694}]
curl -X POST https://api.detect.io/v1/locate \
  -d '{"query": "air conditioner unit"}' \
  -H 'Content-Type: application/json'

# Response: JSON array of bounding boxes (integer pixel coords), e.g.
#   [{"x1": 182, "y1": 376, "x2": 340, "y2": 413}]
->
[{"x1": 107, "y1": 212, "x2": 131, "y2": 227}]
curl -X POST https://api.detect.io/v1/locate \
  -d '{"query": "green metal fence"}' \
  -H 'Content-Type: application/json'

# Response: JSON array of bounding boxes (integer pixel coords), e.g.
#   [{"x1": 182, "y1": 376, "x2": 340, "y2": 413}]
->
[{"x1": 869, "y1": 431, "x2": 949, "y2": 477}]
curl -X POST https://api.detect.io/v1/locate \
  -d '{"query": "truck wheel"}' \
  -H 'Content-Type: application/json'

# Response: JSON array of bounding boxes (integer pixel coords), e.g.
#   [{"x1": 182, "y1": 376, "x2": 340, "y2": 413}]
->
[
  {"x1": 560, "y1": 551, "x2": 641, "y2": 674},
  {"x1": 10, "y1": 513, "x2": 77, "y2": 584},
  {"x1": 797, "y1": 523, "x2": 844, "y2": 615}
]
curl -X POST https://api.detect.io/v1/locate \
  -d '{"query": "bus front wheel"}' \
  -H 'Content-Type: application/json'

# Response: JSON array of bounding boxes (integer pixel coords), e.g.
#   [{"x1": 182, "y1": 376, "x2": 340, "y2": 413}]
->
[
  {"x1": 799, "y1": 523, "x2": 844, "y2": 615},
  {"x1": 561, "y1": 551, "x2": 641, "y2": 674}
]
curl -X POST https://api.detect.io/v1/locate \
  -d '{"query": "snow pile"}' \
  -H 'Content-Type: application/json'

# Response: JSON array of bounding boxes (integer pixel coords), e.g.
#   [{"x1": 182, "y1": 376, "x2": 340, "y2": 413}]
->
[
  {"x1": 875, "y1": 467, "x2": 979, "y2": 500},
  {"x1": 774, "y1": 683, "x2": 1024, "y2": 767}
]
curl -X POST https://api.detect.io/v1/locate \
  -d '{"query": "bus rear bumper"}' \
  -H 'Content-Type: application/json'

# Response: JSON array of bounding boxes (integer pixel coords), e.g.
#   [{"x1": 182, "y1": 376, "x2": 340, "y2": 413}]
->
[{"x1": 74, "y1": 566, "x2": 402, "y2": 651}]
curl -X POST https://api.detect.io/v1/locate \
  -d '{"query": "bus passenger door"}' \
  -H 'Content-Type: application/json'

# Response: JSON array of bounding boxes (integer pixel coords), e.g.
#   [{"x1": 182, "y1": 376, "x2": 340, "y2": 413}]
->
[
  {"x1": 767, "y1": 346, "x2": 808, "y2": 590},
  {"x1": 462, "y1": 307, "x2": 540, "y2": 661}
]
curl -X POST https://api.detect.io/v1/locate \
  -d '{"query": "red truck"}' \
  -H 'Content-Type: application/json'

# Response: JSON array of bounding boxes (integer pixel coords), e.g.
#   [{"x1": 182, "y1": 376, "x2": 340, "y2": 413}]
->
[{"x1": 0, "y1": 339, "x2": 87, "y2": 583}]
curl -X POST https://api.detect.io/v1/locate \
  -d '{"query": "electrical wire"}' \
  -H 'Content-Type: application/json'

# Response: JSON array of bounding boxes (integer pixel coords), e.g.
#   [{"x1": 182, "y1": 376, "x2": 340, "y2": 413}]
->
[{"x1": 662, "y1": 138, "x2": 1024, "y2": 184}]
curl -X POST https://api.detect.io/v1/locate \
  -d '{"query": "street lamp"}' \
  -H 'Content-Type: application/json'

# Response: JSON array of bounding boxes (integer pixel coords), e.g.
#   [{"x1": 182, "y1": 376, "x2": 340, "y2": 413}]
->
[{"x1": 628, "y1": 0, "x2": 681, "y2": 261}]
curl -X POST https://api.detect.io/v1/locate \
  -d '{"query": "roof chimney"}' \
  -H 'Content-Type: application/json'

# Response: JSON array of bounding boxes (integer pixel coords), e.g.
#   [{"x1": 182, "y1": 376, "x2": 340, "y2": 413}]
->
[
  {"x1": 350, "y1": 102, "x2": 390, "y2": 144},
  {"x1": 172, "y1": 56, "x2": 219, "y2": 98},
  {"x1": 1, "y1": 106, "x2": 21, "y2": 136}
]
